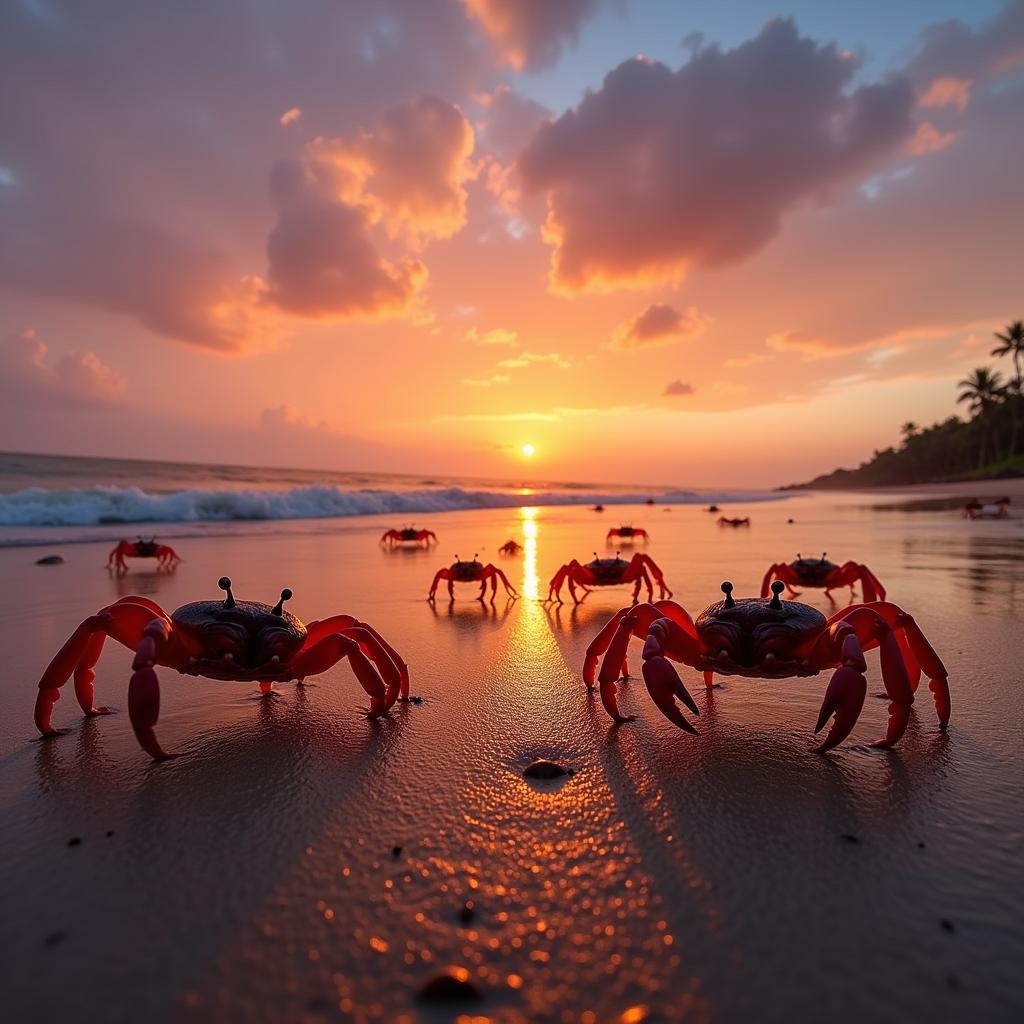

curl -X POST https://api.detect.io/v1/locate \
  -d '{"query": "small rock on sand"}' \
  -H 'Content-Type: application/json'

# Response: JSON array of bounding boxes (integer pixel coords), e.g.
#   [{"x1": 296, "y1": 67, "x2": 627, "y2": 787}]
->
[
  {"x1": 36, "y1": 555, "x2": 64, "y2": 565},
  {"x1": 418, "y1": 966, "x2": 482, "y2": 1003},
  {"x1": 524, "y1": 759, "x2": 572, "y2": 780}
]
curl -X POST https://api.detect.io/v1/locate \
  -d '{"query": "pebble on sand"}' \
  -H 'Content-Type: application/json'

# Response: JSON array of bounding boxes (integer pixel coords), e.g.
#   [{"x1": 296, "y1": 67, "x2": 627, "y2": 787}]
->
[
  {"x1": 523, "y1": 759, "x2": 573, "y2": 780},
  {"x1": 35, "y1": 555, "x2": 64, "y2": 565},
  {"x1": 417, "y1": 966, "x2": 482, "y2": 1003}
]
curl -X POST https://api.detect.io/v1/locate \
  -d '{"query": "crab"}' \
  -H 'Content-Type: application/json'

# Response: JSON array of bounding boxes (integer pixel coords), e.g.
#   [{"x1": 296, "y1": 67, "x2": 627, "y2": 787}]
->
[
  {"x1": 962, "y1": 497, "x2": 1010, "y2": 520},
  {"x1": 717, "y1": 516, "x2": 750, "y2": 527},
  {"x1": 760, "y1": 553, "x2": 886, "y2": 603},
  {"x1": 606, "y1": 525, "x2": 649, "y2": 543},
  {"x1": 107, "y1": 537, "x2": 182, "y2": 571},
  {"x1": 499, "y1": 539, "x2": 523, "y2": 556},
  {"x1": 33, "y1": 577, "x2": 410, "y2": 760},
  {"x1": 547, "y1": 552, "x2": 672, "y2": 605},
  {"x1": 428, "y1": 555, "x2": 518, "y2": 602},
  {"x1": 381, "y1": 526, "x2": 438, "y2": 547},
  {"x1": 582, "y1": 580, "x2": 950, "y2": 752}
]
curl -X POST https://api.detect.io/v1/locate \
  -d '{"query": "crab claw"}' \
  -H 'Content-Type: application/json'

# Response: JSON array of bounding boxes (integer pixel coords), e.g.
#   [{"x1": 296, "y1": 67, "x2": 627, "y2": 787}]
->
[
  {"x1": 641, "y1": 656, "x2": 698, "y2": 733},
  {"x1": 814, "y1": 664, "x2": 867, "y2": 752}
]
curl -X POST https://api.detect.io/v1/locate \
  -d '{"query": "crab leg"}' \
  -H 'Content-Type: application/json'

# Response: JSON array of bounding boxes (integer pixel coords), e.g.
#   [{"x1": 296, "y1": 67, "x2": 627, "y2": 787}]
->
[
  {"x1": 34, "y1": 599, "x2": 170, "y2": 736},
  {"x1": 547, "y1": 563, "x2": 570, "y2": 603},
  {"x1": 292, "y1": 634, "x2": 389, "y2": 717},
  {"x1": 492, "y1": 566, "x2": 518, "y2": 598},
  {"x1": 760, "y1": 563, "x2": 799, "y2": 598},
  {"x1": 303, "y1": 616, "x2": 410, "y2": 701},
  {"x1": 128, "y1": 617, "x2": 175, "y2": 759},
  {"x1": 428, "y1": 568, "x2": 451, "y2": 601},
  {"x1": 641, "y1": 555, "x2": 672, "y2": 599},
  {"x1": 640, "y1": 618, "x2": 700, "y2": 733},
  {"x1": 813, "y1": 630, "x2": 868, "y2": 752}
]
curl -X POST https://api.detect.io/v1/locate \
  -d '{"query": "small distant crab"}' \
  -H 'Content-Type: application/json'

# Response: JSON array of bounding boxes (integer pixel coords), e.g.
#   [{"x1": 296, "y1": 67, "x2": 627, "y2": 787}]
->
[
  {"x1": 760, "y1": 553, "x2": 886, "y2": 603},
  {"x1": 582, "y1": 580, "x2": 950, "y2": 751},
  {"x1": 547, "y1": 552, "x2": 672, "y2": 605},
  {"x1": 718, "y1": 516, "x2": 750, "y2": 527},
  {"x1": 606, "y1": 525, "x2": 649, "y2": 543},
  {"x1": 33, "y1": 577, "x2": 410, "y2": 760},
  {"x1": 107, "y1": 537, "x2": 182, "y2": 572},
  {"x1": 962, "y1": 497, "x2": 1010, "y2": 520},
  {"x1": 381, "y1": 526, "x2": 438, "y2": 547},
  {"x1": 499, "y1": 539, "x2": 523, "y2": 556},
  {"x1": 428, "y1": 555, "x2": 518, "y2": 602},
  {"x1": 592, "y1": 504, "x2": 605, "y2": 513}
]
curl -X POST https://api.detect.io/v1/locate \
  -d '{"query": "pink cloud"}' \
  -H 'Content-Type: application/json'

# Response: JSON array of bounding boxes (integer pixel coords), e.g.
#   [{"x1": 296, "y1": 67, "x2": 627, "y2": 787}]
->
[
  {"x1": 309, "y1": 96, "x2": 476, "y2": 244},
  {"x1": 461, "y1": 0, "x2": 600, "y2": 71},
  {"x1": 259, "y1": 404, "x2": 328, "y2": 433},
  {"x1": 518, "y1": 19, "x2": 915, "y2": 294},
  {"x1": 663, "y1": 380, "x2": 695, "y2": 397},
  {"x1": 265, "y1": 172, "x2": 427, "y2": 319},
  {"x1": 0, "y1": 328, "x2": 126, "y2": 405},
  {"x1": 279, "y1": 107, "x2": 303, "y2": 126},
  {"x1": 906, "y1": 121, "x2": 959, "y2": 155},
  {"x1": 612, "y1": 303, "x2": 708, "y2": 350},
  {"x1": 918, "y1": 77, "x2": 971, "y2": 112}
]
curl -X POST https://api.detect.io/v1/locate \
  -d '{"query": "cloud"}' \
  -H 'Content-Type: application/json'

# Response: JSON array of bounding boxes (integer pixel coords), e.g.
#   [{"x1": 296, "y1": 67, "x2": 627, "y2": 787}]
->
[
  {"x1": 308, "y1": 96, "x2": 476, "y2": 245},
  {"x1": 496, "y1": 351, "x2": 571, "y2": 369},
  {"x1": 279, "y1": 107, "x2": 303, "y2": 126},
  {"x1": 905, "y1": 122, "x2": 959, "y2": 155},
  {"x1": 476, "y1": 86, "x2": 552, "y2": 162},
  {"x1": 766, "y1": 320, "x2": 997, "y2": 361},
  {"x1": 517, "y1": 19, "x2": 915, "y2": 294},
  {"x1": 918, "y1": 77, "x2": 971, "y2": 112},
  {"x1": 461, "y1": 0, "x2": 600, "y2": 71},
  {"x1": 465, "y1": 326, "x2": 519, "y2": 345},
  {"x1": 265, "y1": 166, "x2": 427, "y2": 320},
  {"x1": 662, "y1": 380, "x2": 694, "y2": 397},
  {"x1": 0, "y1": 328, "x2": 126, "y2": 406},
  {"x1": 461, "y1": 374, "x2": 511, "y2": 387},
  {"x1": 612, "y1": 303, "x2": 708, "y2": 350},
  {"x1": 259, "y1": 404, "x2": 328, "y2": 433}
]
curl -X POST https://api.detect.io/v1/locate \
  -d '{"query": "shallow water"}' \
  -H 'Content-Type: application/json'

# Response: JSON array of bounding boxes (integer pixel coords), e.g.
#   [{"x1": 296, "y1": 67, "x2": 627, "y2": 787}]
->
[{"x1": 1, "y1": 490, "x2": 1022, "y2": 1022}]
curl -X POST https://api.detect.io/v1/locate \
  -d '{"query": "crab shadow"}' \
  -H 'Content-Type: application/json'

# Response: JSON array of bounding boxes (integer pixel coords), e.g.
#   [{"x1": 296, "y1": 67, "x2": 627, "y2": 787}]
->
[
  {"x1": 428, "y1": 595, "x2": 517, "y2": 636},
  {"x1": 16, "y1": 682, "x2": 406, "y2": 1021}
]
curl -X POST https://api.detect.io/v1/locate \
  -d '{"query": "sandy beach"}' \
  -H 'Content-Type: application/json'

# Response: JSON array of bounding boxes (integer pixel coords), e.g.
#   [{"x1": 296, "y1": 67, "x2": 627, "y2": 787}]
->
[{"x1": 1, "y1": 487, "x2": 1022, "y2": 1022}]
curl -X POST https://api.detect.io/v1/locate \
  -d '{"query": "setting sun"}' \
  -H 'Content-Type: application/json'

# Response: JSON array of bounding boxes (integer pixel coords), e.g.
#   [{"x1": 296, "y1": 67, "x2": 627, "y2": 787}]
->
[{"x1": 521, "y1": 443, "x2": 536, "y2": 458}]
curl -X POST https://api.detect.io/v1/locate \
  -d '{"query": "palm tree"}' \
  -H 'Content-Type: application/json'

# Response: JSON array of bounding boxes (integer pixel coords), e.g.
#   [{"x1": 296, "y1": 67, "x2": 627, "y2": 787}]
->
[
  {"x1": 900, "y1": 421, "x2": 919, "y2": 443},
  {"x1": 992, "y1": 320, "x2": 1024, "y2": 384},
  {"x1": 991, "y1": 321, "x2": 1024, "y2": 456},
  {"x1": 957, "y1": 367, "x2": 1006, "y2": 467}
]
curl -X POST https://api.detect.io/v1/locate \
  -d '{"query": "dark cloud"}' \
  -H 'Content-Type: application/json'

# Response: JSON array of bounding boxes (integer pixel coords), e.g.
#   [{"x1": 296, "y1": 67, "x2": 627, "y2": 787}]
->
[
  {"x1": 518, "y1": 18, "x2": 915, "y2": 293},
  {"x1": 662, "y1": 380, "x2": 694, "y2": 396},
  {"x1": 612, "y1": 303, "x2": 707, "y2": 350}
]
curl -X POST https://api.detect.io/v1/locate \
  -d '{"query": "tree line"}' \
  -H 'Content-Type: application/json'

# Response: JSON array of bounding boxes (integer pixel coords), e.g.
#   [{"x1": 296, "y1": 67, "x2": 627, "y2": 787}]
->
[{"x1": 789, "y1": 321, "x2": 1024, "y2": 488}]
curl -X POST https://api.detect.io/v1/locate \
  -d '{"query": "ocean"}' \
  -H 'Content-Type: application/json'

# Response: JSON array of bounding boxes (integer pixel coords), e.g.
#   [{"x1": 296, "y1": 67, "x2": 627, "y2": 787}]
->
[{"x1": 0, "y1": 449, "x2": 782, "y2": 545}]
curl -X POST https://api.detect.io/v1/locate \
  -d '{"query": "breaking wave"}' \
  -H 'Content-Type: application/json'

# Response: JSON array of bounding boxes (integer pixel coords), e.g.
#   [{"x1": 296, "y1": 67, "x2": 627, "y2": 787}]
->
[{"x1": 0, "y1": 483, "x2": 779, "y2": 527}]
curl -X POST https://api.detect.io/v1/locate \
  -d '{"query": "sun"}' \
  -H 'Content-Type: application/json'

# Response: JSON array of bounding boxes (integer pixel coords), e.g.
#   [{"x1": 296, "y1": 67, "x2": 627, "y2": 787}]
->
[{"x1": 520, "y1": 443, "x2": 536, "y2": 458}]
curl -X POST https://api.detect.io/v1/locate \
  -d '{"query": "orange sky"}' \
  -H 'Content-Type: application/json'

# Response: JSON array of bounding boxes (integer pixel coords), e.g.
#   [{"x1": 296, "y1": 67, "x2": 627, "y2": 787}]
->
[{"x1": 1, "y1": 1, "x2": 1022, "y2": 487}]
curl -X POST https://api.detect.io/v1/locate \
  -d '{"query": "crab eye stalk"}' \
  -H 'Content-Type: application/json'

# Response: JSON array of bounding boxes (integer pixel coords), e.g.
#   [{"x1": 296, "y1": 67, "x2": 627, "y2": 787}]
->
[
  {"x1": 721, "y1": 581, "x2": 735, "y2": 608},
  {"x1": 770, "y1": 580, "x2": 785, "y2": 609},
  {"x1": 218, "y1": 576, "x2": 236, "y2": 609},
  {"x1": 272, "y1": 588, "x2": 293, "y2": 616}
]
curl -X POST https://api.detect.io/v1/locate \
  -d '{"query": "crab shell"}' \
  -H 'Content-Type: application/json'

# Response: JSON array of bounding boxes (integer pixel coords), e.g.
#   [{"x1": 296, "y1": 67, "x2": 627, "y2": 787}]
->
[
  {"x1": 450, "y1": 560, "x2": 484, "y2": 582},
  {"x1": 694, "y1": 596, "x2": 826, "y2": 679},
  {"x1": 585, "y1": 556, "x2": 627, "y2": 582},
  {"x1": 789, "y1": 557, "x2": 838, "y2": 584},
  {"x1": 171, "y1": 599, "x2": 307, "y2": 680}
]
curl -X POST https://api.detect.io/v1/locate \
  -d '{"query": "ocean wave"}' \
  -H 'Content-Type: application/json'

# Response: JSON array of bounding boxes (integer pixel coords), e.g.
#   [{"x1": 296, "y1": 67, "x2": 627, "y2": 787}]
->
[{"x1": 0, "y1": 483, "x2": 781, "y2": 527}]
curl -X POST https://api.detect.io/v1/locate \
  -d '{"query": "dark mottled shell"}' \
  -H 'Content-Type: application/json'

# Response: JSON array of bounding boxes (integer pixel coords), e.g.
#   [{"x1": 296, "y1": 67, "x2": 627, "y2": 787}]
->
[
  {"x1": 586, "y1": 557, "x2": 627, "y2": 582},
  {"x1": 400, "y1": 528, "x2": 420, "y2": 540},
  {"x1": 696, "y1": 596, "x2": 825, "y2": 637},
  {"x1": 615, "y1": 526, "x2": 635, "y2": 536},
  {"x1": 451, "y1": 560, "x2": 483, "y2": 581},
  {"x1": 790, "y1": 557, "x2": 838, "y2": 584},
  {"x1": 172, "y1": 600, "x2": 306, "y2": 641}
]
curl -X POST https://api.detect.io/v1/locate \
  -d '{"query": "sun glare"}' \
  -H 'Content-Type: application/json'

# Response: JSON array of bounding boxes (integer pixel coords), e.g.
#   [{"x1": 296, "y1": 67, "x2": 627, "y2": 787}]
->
[{"x1": 521, "y1": 443, "x2": 536, "y2": 458}]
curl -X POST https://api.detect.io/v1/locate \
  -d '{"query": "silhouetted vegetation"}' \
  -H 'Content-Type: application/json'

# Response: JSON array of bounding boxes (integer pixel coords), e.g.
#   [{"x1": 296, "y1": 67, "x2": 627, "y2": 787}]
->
[{"x1": 786, "y1": 321, "x2": 1024, "y2": 488}]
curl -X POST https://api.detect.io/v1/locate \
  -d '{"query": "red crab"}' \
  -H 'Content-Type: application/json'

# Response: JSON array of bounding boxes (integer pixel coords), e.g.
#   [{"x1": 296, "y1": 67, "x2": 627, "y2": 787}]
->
[
  {"x1": 107, "y1": 537, "x2": 182, "y2": 571},
  {"x1": 606, "y1": 525, "x2": 649, "y2": 543},
  {"x1": 760, "y1": 553, "x2": 886, "y2": 602},
  {"x1": 962, "y1": 497, "x2": 1010, "y2": 520},
  {"x1": 33, "y1": 577, "x2": 410, "y2": 760},
  {"x1": 428, "y1": 555, "x2": 518, "y2": 602},
  {"x1": 547, "y1": 552, "x2": 672, "y2": 605},
  {"x1": 381, "y1": 526, "x2": 438, "y2": 547},
  {"x1": 717, "y1": 516, "x2": 750, "y2": 527},
  {"x1": 499, "y1": 539, "x2": 523, "y2": 556},
  {"x1": 583, "y1": 580, "x2": 950, "y2": 752}
]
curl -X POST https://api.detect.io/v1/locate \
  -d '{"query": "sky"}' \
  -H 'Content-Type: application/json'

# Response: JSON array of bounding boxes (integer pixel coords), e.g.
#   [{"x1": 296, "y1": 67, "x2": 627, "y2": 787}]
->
[{"x1": 1, "y1": 0, "x2": 1022, "y2": 488}]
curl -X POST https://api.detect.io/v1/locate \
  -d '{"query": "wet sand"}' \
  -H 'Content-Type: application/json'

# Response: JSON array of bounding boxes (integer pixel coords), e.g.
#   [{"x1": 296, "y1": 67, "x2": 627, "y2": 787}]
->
[{"x1": 1, "y1": 490, "x2": 1023, "y2": 1022}]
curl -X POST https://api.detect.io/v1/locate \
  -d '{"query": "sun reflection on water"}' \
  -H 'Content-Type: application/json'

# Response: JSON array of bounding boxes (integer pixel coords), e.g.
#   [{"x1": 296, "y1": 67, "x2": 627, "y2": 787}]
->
[{"x1": 520, "y1": 506, "x2": 540, "y2": 600}]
